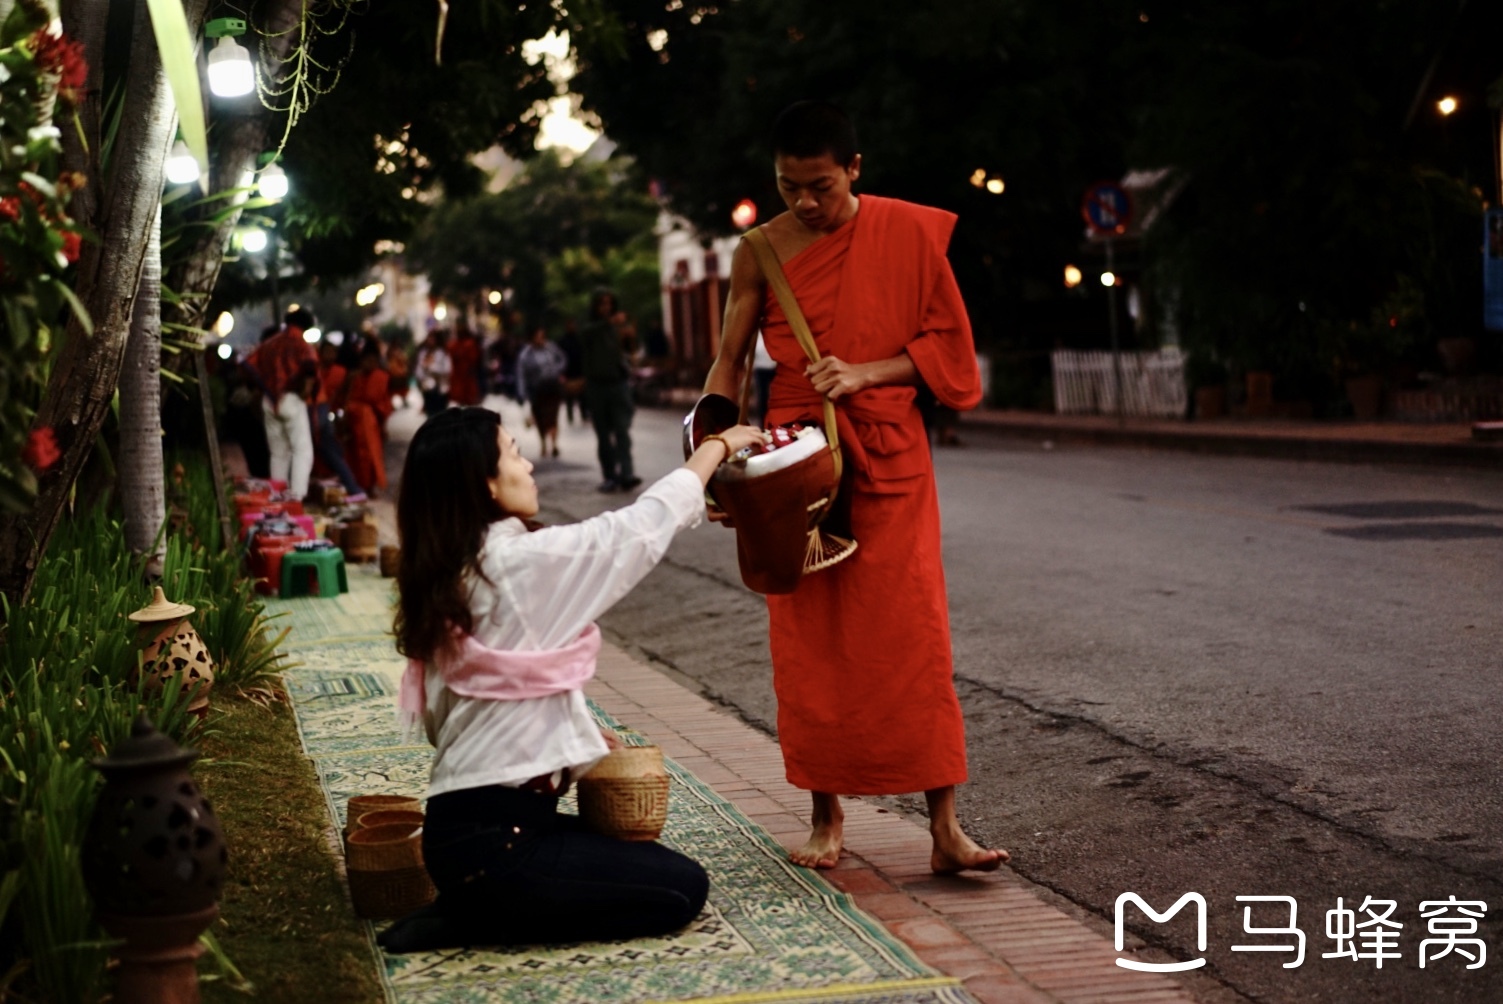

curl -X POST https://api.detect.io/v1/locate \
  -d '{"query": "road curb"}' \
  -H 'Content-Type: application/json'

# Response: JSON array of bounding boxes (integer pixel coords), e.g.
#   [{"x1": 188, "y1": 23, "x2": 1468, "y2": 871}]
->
[{"x1": 957, "y1": 413, "x2": 1503, "y2": 469}]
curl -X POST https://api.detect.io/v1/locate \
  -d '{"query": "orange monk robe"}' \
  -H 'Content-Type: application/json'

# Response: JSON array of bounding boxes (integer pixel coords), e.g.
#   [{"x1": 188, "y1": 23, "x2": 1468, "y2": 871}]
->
[
  {"x1": 448, "y1": 335, "x2": 483, "y2": 406},
  {"x1": 317, "y1": 362, "x2": 347, "y2": 405},
  {"x1": 344, "y1": 368, "x2": 393, "y2": 492},
  {"x1": 759, "y1": 196, "x2": 981, "y2": 795}
]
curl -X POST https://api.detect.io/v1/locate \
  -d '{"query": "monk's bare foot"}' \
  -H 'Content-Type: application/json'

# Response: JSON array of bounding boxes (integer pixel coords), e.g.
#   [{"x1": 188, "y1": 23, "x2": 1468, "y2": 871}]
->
[
  {"x1": 790, "y1": 823, "x2": 843, "y2": 869},
  {"x1": 790, "y1": 791, "x2": 844, "y2": 869},
  {"x1": 930, "y1": 824, "x2": 1009, "y2": 875}
]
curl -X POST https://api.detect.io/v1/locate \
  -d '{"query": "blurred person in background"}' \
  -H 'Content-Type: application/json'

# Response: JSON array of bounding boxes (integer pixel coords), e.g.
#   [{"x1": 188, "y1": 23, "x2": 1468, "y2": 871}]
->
[
  {"x1": 517, "y1": 324, "x2": 568, "y2": 459},
  {"x1": 449, "y1": 325, "x2": 484, "y2": 406},
  {"x1": 580, "y1": 289, "x2": 639, "y2": 492},
  {"x1": 243, "y1": 307, "x2": 319, "y2": 499},
  {"x1": 344, "y1": 342, "x2": 395, "y2": 495},
  {"x1": 314, "y1": 339, "x2": 367, "y2": 501},
  {"x1": 416, "y1": 329, "x2": 453, "y2": 415}
]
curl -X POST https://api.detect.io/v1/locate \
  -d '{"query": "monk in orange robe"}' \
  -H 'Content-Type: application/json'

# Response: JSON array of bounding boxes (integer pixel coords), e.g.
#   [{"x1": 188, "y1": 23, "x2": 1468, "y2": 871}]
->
[
  {"x1": 343, "y1": 346, "x2": 394, "y2": 493},
  {"x1": 706, "y1": 101, "x2": 1005, "y2": 874},
  {"x1": 447, "y1": 327, "x2": 483, "y2": 406}
]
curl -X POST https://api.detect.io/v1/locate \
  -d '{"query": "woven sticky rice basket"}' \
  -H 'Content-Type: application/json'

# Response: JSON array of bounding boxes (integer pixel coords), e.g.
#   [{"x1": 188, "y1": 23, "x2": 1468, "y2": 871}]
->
[
  {"x1": 342, "y1": 522, "x2": 379, "y2": 562},
  {"x1": 346, "y1": 822, "x2": 435, "y2": 920},
  {"x1": 344, "y1": 794, "x2": 420, "y2": 839},
  {"x1": 355, "y1": 808, "x2": 424, "y2": 833},
  {"x1": 379, "y1": 545, "x2": 401, "y2": 578},
  {"x1": 577, "y1": 745, "x2": 670, "y2": 842}
]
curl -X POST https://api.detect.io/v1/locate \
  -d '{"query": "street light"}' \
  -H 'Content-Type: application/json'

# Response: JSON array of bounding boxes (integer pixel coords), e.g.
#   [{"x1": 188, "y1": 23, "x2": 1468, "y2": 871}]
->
[
  {"x1": 487, "y1": 290, "x2": 502, "y2": 305},
  {"x1": 985, "y1": 177, "x2": 1005, "y2": 195},
  {"x1": 240, "y1": 227, "x2": 267, "y2": 253},
  {"x1": 1064, "y1": 265, "x2": 1083, "y2": 289},
  {"x1": 1438, "y1": 96, "x2": 1458, "y2": 116},
  {"x1": 1100, "y1": 271, "x2": 1118, "y2": 287},
  {"x1": 216, "y1": 343, "x2": 233, "y2": 360},
  {"x1": 433, "y1": 304, "x2": 448, "y2": 322},
  {"x1": 165, "y1": 141, "x2": 199, "y2": 185},
  {"x1": 258, "y1": 162, "x2": 288, "y2": 200},
  {"x1": 731, "y1": 198, "x2": 757, "y2": 229},
  {"x1": 303, "y1": 327, "x2": 322, "y2": 343},
  {"x1": 214, "y1": 311, "x2": 234, "y2": 337}
]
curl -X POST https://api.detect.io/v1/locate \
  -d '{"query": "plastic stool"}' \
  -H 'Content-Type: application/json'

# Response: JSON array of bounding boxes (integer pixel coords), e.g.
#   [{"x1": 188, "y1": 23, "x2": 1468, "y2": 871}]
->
[{"x1": 280, "y1": 547, "x2": 349, "y2": 598}]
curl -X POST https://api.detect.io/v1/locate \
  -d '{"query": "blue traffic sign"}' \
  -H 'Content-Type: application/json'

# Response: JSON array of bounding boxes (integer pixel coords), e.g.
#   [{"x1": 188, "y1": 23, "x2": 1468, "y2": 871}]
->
[{"x1": 1082, "y1": 182, "x2": 1133, "y2": 236}]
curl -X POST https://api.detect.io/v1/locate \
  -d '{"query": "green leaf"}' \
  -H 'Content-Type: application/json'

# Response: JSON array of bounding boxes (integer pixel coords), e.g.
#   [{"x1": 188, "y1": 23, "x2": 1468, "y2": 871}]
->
[
  {"x1": 45, "y1": 277, "x2": 93, "y2": 336},
  {"x1": 145, "y1": 0, "x2": 209, "y2": 178}
]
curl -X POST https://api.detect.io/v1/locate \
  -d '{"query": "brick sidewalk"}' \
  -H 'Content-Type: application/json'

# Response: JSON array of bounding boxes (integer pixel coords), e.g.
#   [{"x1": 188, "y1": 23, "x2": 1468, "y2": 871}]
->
[{"x1": 586, "y1": 643, "x2": 1205, "y2": 1004}]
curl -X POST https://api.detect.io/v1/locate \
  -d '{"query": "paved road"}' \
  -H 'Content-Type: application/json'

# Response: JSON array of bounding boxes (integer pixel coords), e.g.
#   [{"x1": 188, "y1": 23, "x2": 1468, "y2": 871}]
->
[{"x1": 408, "y1": 399, "x2": 1503, "y2": 1003}]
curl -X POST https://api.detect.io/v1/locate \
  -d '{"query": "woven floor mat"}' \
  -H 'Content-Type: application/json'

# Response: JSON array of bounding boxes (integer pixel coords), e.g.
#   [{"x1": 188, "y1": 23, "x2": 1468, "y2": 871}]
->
[{"x1": 268, "y1": 568, "x2": 974, "y2": 1004}]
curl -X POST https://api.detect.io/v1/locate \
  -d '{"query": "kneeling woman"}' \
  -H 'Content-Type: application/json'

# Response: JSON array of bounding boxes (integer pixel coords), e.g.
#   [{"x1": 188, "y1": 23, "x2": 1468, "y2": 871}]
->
[{"x1": 382, "y1": 406, "x2": 764, "y2": 951}]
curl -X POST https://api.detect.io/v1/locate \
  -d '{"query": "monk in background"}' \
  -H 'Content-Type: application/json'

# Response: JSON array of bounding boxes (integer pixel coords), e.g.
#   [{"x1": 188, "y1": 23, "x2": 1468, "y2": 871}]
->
[
  {"x1": 343, "y1": 343, "x2": 394, "y2": 494},
  {"x1": 703, "y1": 100, "x2": 1006, "y2": 875},
  {"x1": 448, "y1": 325, "x2": 483, "y2": 406}
]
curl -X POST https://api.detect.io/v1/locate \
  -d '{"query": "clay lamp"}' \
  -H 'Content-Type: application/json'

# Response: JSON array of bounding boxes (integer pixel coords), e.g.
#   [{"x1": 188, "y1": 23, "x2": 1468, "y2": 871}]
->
[
  {"x1": 128, "y1": 587, "x2": 214, "y2": 716},
  {"x1": 81, "y1": 715, "x2": 227, "y2": 1004}
]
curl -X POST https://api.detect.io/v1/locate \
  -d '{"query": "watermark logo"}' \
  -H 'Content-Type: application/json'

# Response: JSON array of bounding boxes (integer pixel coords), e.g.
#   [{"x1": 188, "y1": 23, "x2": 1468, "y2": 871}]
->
[
  {"x1": 1114, "y1": 892, "x2": 1207, "y2": 972},
  {"x1": 1114, "y1": 892, "x2": 1492, "y2": 971},
  {"x1": 1231, "y1": 895, "x2": 1305, "y2": 969}
]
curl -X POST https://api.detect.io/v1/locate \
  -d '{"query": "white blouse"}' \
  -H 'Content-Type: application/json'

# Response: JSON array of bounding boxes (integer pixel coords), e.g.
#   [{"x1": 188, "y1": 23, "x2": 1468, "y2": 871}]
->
[{"x1": 423, "y1": 468, "x2": 704, "y2": 799}]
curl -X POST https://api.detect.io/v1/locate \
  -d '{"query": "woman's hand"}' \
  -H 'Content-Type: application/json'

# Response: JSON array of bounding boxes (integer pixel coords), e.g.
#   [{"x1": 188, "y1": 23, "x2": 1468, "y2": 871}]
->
[
  {"x1": 686, "y1": 424, "x2": 767, "y2": 490},
  {"x1": 600, "y1": 728, "x2": 623, "y2": 750},
  {"x1": 712, "y1": 424, "x2": 768, "y2": 457},
  {"x1": 805, "y1": 357, "x2": 869, "y2": 401}
]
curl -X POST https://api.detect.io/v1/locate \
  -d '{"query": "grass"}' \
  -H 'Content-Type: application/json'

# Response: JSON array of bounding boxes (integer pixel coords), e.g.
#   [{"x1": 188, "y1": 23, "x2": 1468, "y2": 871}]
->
[{"x1": 195, "y1": 693, "x2": 385, "y2": 1004}]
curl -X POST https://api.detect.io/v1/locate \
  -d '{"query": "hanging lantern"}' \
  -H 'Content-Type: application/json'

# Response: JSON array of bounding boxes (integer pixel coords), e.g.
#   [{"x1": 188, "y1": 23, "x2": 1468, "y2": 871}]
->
[
  {"x1": 128, "y1": 586, "x2": 215, "y2": 715},
  {"x1": 82, "y1": 715, "x2": 227, "y2": 1003}
]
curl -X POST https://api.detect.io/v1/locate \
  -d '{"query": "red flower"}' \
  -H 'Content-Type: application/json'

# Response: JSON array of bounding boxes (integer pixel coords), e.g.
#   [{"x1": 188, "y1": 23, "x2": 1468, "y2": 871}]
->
[
  {"x1": 60, "y1": 230, "x2": 80, "y2": 263},
  {"x1": 0, "y1": 197, "x2": 19, "y2": 222},
  {"x1": 29, "y1": 29, "x2": 88, "y2": 104},
  {"x1": 21, "y1": 427, "x2": 61, "y2": 473}
]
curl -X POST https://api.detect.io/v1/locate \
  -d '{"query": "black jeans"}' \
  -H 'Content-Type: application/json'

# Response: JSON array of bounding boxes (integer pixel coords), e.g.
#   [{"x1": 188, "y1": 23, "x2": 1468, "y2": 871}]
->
[
  {"x1": 584, "y1": 381, "x2": 635, "y2": 483},
  {"x1": 423, "y1": 784, "x2": 708, "y2": 945},
  {"x1": 314, "y1": 404, "x2": 362, "y2": 494}
]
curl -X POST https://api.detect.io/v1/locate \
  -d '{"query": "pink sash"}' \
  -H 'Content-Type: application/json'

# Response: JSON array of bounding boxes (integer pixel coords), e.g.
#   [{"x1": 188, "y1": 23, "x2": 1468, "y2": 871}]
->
[{"x1": 398, "y1": 623, "x2": 602, "y2": 731}]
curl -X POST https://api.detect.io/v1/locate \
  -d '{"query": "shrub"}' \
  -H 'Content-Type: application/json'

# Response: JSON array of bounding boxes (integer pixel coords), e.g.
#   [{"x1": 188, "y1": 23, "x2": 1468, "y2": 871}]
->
[{"x1": 0, "y1": 470, "x2": 284, "y2": 999}]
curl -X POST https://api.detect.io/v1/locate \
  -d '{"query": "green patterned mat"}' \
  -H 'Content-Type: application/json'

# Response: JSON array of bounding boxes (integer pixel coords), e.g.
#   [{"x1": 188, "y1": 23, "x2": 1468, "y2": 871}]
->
[{"x1": 269, "y1": 566, "x2": 973, "y2": 1004}]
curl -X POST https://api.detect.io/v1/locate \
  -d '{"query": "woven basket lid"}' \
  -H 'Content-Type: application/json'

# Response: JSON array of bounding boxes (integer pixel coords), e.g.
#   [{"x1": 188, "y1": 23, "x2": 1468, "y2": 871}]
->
[{"x1": 127, "y1": 585, "x2": 196, "y2": 623}]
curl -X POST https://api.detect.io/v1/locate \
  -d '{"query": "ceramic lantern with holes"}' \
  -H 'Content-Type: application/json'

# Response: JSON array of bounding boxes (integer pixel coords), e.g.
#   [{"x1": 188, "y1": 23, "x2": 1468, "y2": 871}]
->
[{"x1": 128, "y1": 587, "x2": 214, "y2": 716}]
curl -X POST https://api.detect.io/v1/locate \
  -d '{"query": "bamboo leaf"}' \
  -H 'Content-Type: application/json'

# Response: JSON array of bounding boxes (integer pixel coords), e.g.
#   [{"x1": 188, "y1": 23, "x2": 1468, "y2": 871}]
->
[
  {"x1": 44, "y1": 277, "x2": 93, "y2": 336},
  {"x1": 144, "y1": 0, "x2": 208, "y2": 177}
]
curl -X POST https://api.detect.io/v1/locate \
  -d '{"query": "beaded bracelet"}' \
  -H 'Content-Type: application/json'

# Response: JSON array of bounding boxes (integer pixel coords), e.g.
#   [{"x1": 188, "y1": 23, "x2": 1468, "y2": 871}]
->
[{"x1": 701, "y1": 433, "x2": 732, "y2": 459}]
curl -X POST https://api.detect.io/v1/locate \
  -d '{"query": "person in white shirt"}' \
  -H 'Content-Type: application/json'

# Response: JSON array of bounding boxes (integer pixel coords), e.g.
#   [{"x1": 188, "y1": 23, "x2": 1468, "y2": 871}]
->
[
  {"x1": 414, "y1": 329, "x2": 453, "y2": 416},
  {"x1": 380, "y1": 406, "x2": 765, "y2": 952}
]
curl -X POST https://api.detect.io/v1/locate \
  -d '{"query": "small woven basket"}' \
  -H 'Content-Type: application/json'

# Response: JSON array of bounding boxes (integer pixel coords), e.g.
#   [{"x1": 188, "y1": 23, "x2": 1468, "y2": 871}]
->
[
  {"x1": 348, "y1": 865, "x2": 435, "y2": 921},
  {"x1": 379, "y1": 545, "x2": 401, "y2": 578},
  {"x1": 343, "y1": 522, "x2": 379, "y2": 562},
  {"x1": 577, "y1": 746, "x2": 670, "y2": 842},
  {"x1": 345, "y1": 821, "x2": 434, "y2": 919},
  {"x1": 344, "y1": 794, "x2": 420, "y2": 839},
  {"x1": 354, "y1": 808, "x2": 424, "y2": 833},
  {"x1": 346, "y1": 822, "x2": 424, "y2": 871}
]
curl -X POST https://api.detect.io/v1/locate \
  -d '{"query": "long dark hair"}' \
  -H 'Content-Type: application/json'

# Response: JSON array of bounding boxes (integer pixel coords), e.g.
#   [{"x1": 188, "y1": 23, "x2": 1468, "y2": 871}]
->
[{"x1": 395, "y1": 407, "x2": 507, "y2": 660}]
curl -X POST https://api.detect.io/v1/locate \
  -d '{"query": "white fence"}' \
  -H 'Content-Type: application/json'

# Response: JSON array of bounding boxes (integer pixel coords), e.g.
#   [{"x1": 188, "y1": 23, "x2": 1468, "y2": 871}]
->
[{"x1": 1050, "y1": 348, "x2": 1188, "y2": 418}]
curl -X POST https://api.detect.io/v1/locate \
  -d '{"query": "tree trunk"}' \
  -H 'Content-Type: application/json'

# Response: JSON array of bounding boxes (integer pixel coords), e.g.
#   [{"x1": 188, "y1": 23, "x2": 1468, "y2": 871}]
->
[
  {"x1": 0, "y1": 0, "x2": 207, "y2": 607},
  {"x1": 119, "y1": 204, "x2": 166, "y2": 573}
]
